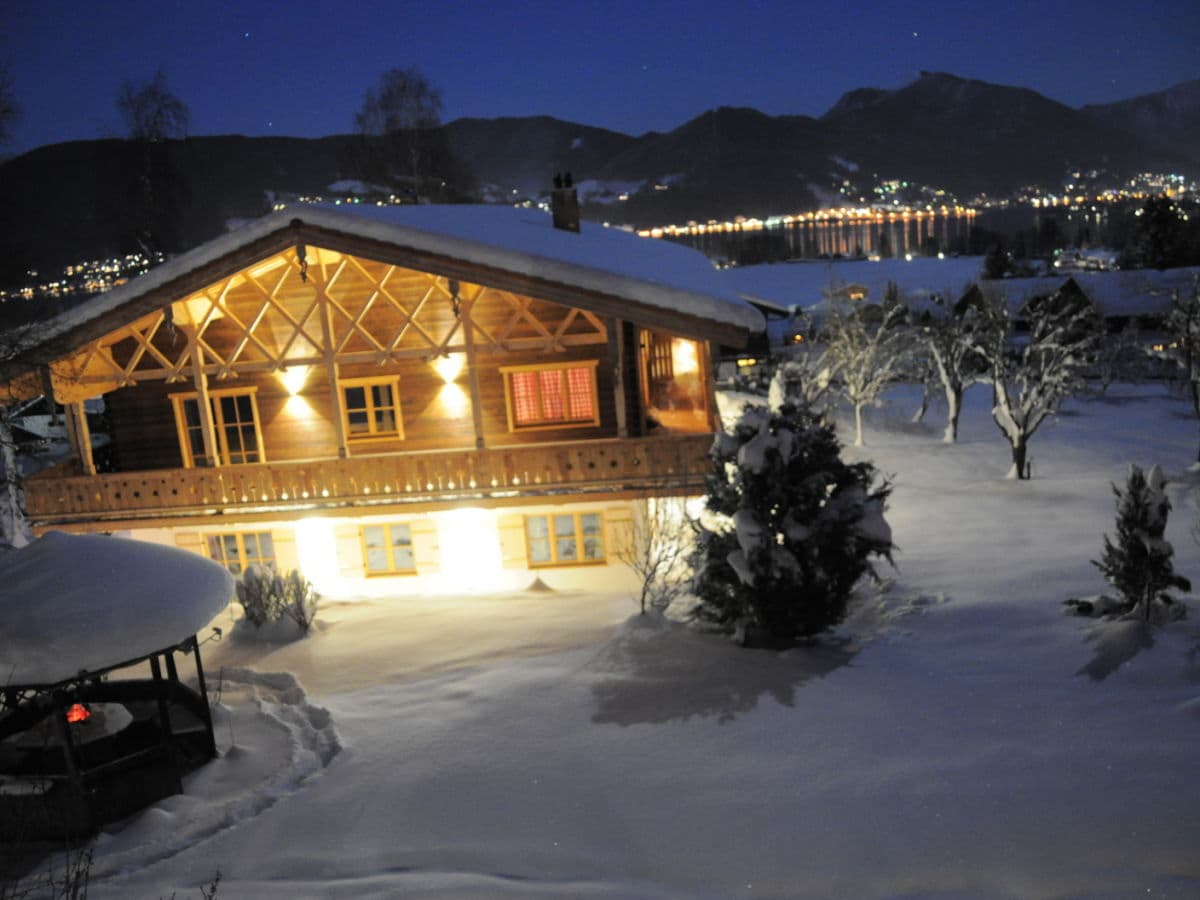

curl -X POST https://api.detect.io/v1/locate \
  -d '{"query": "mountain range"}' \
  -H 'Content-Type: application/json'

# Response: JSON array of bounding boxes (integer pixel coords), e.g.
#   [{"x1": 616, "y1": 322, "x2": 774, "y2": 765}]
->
[{"x1": 2, "y1": 71, "x2": 1198, "y2": 287}]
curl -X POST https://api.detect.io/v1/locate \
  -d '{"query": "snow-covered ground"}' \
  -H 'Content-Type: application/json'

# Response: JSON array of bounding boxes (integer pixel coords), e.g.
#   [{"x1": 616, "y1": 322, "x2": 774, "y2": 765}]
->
[{"x1": 21, "y1": 383, "x2": 1200, "y2": 898}]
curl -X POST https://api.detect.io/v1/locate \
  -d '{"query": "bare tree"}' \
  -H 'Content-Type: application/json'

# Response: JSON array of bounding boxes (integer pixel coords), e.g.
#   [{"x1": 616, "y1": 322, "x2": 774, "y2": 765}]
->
[
  {"x1": 116, "y1": 68, "x2": 189, "y2": 141},
  {"x1": 768, "y1": 313, "x2": 837, "y2": 416},
  {"x1": 0, "y1": 59, "x2": 18, "y2": 148},
  {"x1": 1158, "y1": 275, "x2": 1200, "y2": 462},
  {"x1": 912, "y1": 285, "x2": 996, "y2": 443},
  {"x1": 979, "y1": 283, "x2": 1102, "y2": 479},
  {"x1": 822, "y1": 298, "x2": 910, "y2": 447},
  {"x1": 616, "y1": 497, "x2": 693, "y2": 615},
  {"x1": 354, "y1": 67, "x2": 443, "y2": 197},
  {"x1": 114, "y1": 68, "x2": 189, "y2": 254}
]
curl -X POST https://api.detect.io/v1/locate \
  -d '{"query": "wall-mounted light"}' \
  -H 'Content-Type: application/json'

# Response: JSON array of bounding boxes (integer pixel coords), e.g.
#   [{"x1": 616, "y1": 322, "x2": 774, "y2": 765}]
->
[
  {"x1": 433, "y1": 353, "x2": 465, "y2": 384},
  {"x1": 280, "y1": 365, "x2": 311, "y2": 396}
]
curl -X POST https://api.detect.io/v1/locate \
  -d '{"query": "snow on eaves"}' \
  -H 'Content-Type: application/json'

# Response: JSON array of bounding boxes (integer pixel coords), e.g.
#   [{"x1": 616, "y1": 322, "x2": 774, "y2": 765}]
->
[
  {"x1": 36, "y1": 205, "x2": 765, "y2": 350},
  {"x1": 0, "y1": 531, "x2": 233, "y2": 686}
]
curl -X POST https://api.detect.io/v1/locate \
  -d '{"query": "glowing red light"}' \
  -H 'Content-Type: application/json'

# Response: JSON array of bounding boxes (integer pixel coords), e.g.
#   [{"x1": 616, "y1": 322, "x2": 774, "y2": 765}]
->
[{"x1": 65, "y1": 703, "x2": 91, "y2": 724}]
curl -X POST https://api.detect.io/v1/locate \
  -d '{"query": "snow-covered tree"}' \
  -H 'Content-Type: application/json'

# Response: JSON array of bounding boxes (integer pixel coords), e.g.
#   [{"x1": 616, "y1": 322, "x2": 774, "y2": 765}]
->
[
  {"x1": 0, "y1": 321, "x2": 47, "y2": 549},
  {"x1": 1092, "y1": 464, "x2": 1189, "y2": 622},
  {"x1": 979, "y1": 281, "x2": 1102, "y2": 479},
  {"x1": 1158, "y1": 275, "x2": 1200, "y2": 464},
  {"x1": 822, "y1": 297, "x2": 910, "y2": 446},
  {"x1": 691, "y1": 400, "x2": 893, "y2": 645},
  {"x1": 911, "y1": 284, "x2": 996, "y2": 443}
]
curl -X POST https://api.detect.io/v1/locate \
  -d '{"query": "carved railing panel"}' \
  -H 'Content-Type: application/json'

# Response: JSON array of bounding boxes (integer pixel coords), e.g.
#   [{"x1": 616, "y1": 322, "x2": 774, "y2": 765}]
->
[{"x1": 25, "y1": 434, "x2": 714, "y2": 526}]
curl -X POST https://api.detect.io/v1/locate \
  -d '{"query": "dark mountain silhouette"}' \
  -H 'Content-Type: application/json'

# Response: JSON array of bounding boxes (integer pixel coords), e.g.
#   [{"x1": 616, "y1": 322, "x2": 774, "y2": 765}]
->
[
  {"x1": 1081, "y1": 79, "x2": 1200, "y2": 159},
  {"x1": 2, "y1": 72, "x2": 1198, "y2": 287}
]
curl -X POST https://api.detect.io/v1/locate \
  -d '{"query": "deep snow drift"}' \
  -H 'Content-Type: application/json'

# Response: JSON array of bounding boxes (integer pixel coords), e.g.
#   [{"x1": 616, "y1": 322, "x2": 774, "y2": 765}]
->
[{"x1": 13, "y1": 382, "x2": 1200, "y2": 899}]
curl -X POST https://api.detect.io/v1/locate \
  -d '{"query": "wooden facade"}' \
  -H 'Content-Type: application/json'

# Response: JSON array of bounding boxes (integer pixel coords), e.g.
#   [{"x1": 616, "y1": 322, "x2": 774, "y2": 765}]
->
[{"x1": 21, "y1": 229, "x2": 743, "y2": 533}]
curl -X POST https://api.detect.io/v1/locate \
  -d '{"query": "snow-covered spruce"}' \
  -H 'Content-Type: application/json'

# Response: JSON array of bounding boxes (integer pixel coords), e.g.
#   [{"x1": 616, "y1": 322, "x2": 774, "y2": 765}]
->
[
  {"x1": 1079, "y1": 463, "x2": 1191, "y2": 622},
  {"x1": 691, "y1": 399, "x2": 893, "y2": 645}
]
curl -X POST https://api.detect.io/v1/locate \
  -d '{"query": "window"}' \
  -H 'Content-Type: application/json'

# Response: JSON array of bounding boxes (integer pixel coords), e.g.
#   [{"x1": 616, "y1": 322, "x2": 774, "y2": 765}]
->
[
  {"x1": 525, "y1": 512, "x2": 605, "y2": 567},
  {"x1": 171, "y1": 389, "x2": 264, "y2": 467},
  {"x1": 206, "y1": 531, "x2": 275, "y2": 575},
  {"x1": 360, "y1": 523, "x2": 416, "y2": 575},
  {"x1": 502, "y1": 361, "x2": 599, "y2": 430},
  {"x1": 341, "y1": 377, "x2": 403, "y2": 440}
]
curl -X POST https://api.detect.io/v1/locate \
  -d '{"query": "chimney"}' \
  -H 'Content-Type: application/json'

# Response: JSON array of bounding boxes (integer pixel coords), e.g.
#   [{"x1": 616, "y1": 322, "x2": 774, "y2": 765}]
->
[{"x1": 550, "y1": 172, "x2": 580, "y2": 233}]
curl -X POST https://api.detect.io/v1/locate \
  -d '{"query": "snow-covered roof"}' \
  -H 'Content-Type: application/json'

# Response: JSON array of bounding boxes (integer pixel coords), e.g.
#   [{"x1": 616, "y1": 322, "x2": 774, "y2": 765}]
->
[
  {"x1": 979, "y1": 268, "x2": 1200, "y2": 318},
  {"x1": 0, "y1": 532, "x2": 233, "y2": 686},
  {"x1": 719, "y1": 256, "x2": 987, "y2": 313},
  {"x1": 720, "y1": 256, "x2": 1200, "y2": 322},
  {"x1": 36, "y1": 204, "x2": 765, "y2": 355}
]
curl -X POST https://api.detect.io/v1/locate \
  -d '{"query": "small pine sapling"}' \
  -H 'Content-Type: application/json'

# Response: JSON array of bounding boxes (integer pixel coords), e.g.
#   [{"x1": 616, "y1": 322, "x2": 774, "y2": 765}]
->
[
  {"x1": 691, "y1": 399, "x2": 894, "y2": 645},
  {"x1": 236, "y1": 565, "x2": 320, "y2": 634},
  {"x1": 1088, "y1": 464, "x2": 1190, "y2": 622}
]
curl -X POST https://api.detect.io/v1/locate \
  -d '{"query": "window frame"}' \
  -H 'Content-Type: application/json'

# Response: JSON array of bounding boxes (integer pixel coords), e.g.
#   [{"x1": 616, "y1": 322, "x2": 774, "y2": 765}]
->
[
  {"x1": 359, "y1": 522, "x2": 418, "y2": 576},
  {"x1": 524, "y1": 511, "x2": 607, "y2": 568},
  {"x1": 170, "y1": 387, "x2": 265, "y2": 468},
  {"x1": 339, "y1": 376, "x2": 405, "y2": 442},
  {"x1": 204, "y1": 530, "x2": 276, "y2": 575},
  {"x1": 500, "y1": 360, "x2": 600, "y2": 432}
]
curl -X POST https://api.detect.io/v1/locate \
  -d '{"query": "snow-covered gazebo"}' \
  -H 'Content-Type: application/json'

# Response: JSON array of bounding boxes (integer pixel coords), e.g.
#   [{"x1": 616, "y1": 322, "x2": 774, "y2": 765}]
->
[{"x1": 0, "y1": 532, "x2": 233, "y2": 840}]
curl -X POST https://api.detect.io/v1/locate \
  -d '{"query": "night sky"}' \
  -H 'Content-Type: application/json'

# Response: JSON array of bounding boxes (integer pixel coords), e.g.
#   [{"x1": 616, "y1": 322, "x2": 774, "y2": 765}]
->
[{"x1": 3, "y1": 0, "x2": 1198, "y2": 155}]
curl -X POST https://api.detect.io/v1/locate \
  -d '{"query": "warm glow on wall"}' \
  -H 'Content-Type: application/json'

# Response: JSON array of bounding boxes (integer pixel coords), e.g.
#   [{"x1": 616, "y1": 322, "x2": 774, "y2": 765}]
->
[
  {"x1": 435, "y1": 508, "x2": 503, "y2": 589},
  {"x1": 438, "y1": 383, "x2": 470, "y2": 418},
  {"x1": 671, "y1": 339, "x2": 699, "y2": 375},
  {"x1": 293, "y1": 518, "x2": 340, "y2": 594}
]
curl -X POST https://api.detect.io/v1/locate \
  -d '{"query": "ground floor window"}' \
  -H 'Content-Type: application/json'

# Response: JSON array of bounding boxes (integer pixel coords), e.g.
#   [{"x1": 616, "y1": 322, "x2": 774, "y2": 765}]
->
[
  {"x1": 206, "y1": 531, "x2": 275, "y2": 575},
  {"x1": 360, "y1": 523, "x2": 416, "y2": 575},
  {"x1": 525, "y1": 512, "x2": 605, "y2": 566}
]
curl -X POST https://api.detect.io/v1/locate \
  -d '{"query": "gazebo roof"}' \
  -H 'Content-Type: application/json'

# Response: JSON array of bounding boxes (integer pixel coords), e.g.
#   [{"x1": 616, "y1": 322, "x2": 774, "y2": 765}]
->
[{"x1": 0, "y1": 532, "x2": 233, "y2": 687}]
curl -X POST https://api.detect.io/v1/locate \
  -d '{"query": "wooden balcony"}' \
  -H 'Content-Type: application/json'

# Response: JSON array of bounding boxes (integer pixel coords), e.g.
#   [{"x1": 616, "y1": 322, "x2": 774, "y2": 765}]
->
[{"x1": 25, "y1": 434, "x2": 715, "y2": 530}]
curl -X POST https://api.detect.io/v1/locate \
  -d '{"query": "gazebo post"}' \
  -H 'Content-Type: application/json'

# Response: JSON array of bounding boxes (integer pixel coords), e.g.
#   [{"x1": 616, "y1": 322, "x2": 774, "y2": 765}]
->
[
  {"x1": 190, "y1": 636, "x2": 218, "y2": 758},
  {"x1": 147, "y1": 657, "x2": 175, "y2": 748},
  {"x1": 49, "y1": 694, "x2": 91, "y2": 836}
]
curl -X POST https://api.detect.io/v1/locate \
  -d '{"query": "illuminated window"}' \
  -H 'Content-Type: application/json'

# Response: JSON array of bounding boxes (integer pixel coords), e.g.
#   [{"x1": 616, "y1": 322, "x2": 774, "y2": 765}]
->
[
  {"x1": 360, "y1": 523, "x2": 416, "y2": 575},
  {"x1": 171, "y1": 389, "x2": 264, "y2": 467},
  {"x1": 502, "y1": 361, "x2": 599, "y2": 430},
  {"x1": 341, "y1": 377, "x2": 403, "y2": 440},
  {"x1": 205, "y1": 531, "x2": 276, "y2": 575},
  {"x1": 525, "y1": 512, "x2": 605, "y2": 567}
]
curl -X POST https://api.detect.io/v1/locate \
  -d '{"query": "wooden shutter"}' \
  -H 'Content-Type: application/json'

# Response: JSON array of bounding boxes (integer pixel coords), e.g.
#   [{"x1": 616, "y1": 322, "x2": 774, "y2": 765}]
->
[
  {"x1": 411, "y1": 518, "x2": 441, "y2": 573},
  {"x1": 174, "y1": 530, "x2": 205, "y2": 556},
  {"x1": 498, "y1": 513, "x2": 528, "y2": 569},
  {"x1": 334, "y1": 522, "x2": 364, "y2": 578}
]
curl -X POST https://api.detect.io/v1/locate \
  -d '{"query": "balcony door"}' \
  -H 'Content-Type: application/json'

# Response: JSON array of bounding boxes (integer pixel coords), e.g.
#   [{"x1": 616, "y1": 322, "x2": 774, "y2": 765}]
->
[{"x1": 172, "y1": 389, "x2": 264, "y2": 467}]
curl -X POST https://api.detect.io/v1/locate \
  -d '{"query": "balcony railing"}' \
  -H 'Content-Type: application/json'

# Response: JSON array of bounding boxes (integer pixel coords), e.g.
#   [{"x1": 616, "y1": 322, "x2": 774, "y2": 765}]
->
[{"x1": 25, "y1": 434, "x2": 715, "y2": 527}]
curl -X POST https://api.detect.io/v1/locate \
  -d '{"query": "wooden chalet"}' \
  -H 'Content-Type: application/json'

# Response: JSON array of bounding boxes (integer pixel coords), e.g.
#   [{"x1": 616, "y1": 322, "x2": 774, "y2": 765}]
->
[{"x1": 5, "y1": 201, "x2": 765, "y2": 593}]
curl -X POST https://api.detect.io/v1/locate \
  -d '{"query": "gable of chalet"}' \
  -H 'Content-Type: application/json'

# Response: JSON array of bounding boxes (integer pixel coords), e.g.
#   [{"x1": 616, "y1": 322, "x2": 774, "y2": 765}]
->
[{"x1": 8, "y1": 206, "x2": 764, "y2": 404}]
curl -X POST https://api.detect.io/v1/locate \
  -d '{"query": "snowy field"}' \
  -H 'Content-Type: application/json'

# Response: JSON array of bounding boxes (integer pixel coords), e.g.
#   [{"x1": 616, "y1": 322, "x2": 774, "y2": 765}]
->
[{"x1": 27, "y1": 383, "x2": 1200, "y2": 898}]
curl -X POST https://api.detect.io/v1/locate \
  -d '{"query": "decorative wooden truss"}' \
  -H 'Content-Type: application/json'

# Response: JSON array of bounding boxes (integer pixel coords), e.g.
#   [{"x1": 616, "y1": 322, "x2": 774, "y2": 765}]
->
[{"x1": 51, "y1": 246, "x2": 610, "y2": 402}]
